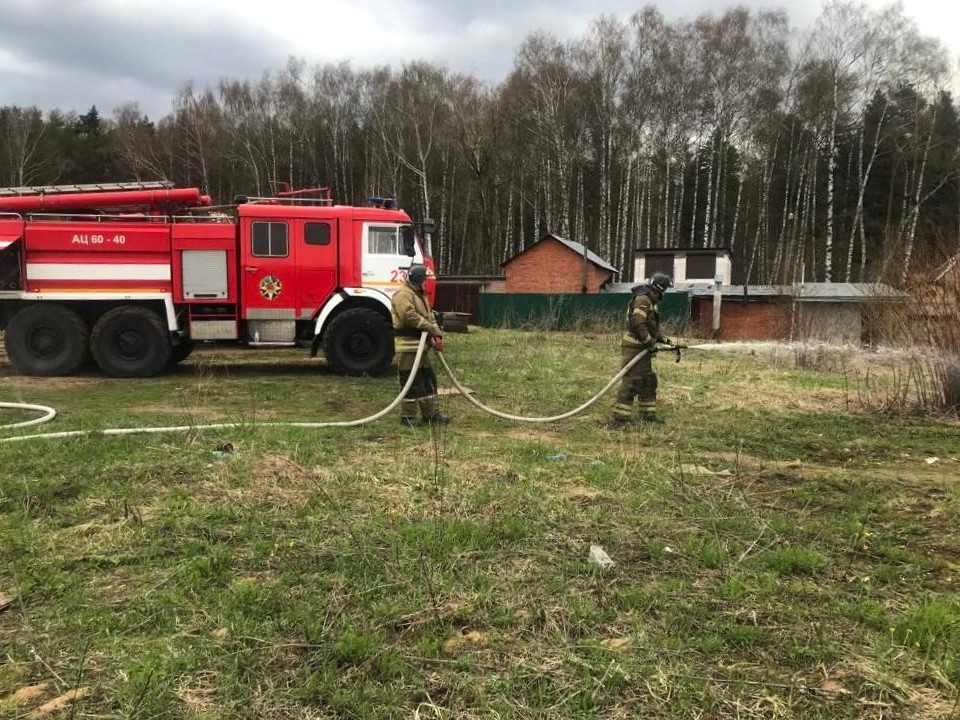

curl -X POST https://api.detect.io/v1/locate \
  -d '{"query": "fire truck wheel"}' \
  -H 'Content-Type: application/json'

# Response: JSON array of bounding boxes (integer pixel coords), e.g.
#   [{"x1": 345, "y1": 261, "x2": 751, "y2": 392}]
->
[
  {"x1": 322, "y1": 307, "x2": 394, "y2": 376},
  {"x1": 5, "y1": 304, "x2": 89, "y2": 376},
  {"x1": 169, "y1": 340, "x2": 195, "y2": 366},
  {"x1": 90, "y1": 306, "x2": 172, "y2": 378}
]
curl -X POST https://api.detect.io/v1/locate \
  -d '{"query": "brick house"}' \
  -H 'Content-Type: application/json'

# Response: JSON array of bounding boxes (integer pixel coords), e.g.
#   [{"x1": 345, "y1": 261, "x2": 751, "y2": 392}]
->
[
  {"x1": 689, "y1": 283, "x2": 907, "y2": 343},
  {"x1": 502, "y1": 233, "x2": 618, "y2": 293}
]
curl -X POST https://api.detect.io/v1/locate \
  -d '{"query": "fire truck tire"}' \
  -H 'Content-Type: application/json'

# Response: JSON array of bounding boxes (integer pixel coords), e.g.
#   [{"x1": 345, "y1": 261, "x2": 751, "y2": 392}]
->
[
  {"x1": 5, "y1": 304, "x2": 89, "y2": 376},
  {"x1": 169, "y1": 340, "x2": 195, "y2": 366},
  {"x1": 322, "y1": 307, "x2": 394, "y2": 376},
  {"x1": 90, "y1": 306, "x2": 172, "y2": 378}
]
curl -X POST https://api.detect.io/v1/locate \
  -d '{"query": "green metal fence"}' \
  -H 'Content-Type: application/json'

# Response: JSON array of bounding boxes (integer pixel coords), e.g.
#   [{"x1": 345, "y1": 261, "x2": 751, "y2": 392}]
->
[{"x1": 477, "y1": 292, "x2": 690, "y2": 332}]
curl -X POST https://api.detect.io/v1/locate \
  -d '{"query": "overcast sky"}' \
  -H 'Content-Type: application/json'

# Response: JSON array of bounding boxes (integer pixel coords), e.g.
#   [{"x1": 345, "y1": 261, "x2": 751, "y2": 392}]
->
[{"x1": 0, "y1": 0, "x2": 956, "y2": 120}]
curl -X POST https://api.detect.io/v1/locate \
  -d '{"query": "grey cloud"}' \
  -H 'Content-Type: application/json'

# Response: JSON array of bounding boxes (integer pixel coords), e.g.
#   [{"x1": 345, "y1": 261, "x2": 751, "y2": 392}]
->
[
  {"x1": 0, "y1": 1, "x2": 287, "y2": 117},
  {"x1": 0, "y1": 0, "x2": 949, "y2": 121}
]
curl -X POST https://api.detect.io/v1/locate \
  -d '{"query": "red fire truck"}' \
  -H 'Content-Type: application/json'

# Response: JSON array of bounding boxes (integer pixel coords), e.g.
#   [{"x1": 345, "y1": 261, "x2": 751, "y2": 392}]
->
[{"x1": 0, "y1": 181, "x2": 436, "y2": 377}]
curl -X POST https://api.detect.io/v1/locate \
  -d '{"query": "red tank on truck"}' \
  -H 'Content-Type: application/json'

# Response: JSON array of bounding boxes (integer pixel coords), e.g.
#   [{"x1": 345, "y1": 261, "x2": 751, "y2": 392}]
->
[{"x1": 0, "y1": 181, "x2": 436, "y2": 377}]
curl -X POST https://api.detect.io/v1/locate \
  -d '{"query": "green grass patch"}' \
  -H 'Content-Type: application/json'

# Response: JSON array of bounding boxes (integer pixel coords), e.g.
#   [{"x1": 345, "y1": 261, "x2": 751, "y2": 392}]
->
[{"x1": 2, "y1": 329, "x2": 959, "y2": 718}]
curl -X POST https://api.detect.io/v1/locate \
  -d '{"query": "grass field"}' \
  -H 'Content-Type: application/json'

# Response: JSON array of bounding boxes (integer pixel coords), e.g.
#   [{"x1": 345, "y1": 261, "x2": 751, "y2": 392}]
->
[{"x1": 1, "y1": 328, "x2": 959, "y2": 719}]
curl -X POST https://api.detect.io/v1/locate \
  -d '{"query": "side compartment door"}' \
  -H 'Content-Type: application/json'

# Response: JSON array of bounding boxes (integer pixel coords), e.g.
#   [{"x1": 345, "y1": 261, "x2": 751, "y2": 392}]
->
[
  {"x1": 297, "y1": 219, "x2": 337, "y2": 318},
  {"x1": 240, "y1": 217, "x2": 296, "y2": 319}
]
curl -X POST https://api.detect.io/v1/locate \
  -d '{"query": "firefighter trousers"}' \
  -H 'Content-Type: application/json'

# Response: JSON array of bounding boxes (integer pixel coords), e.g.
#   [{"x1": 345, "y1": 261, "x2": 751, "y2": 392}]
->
[
  {"x1": 613, "y1": 346, "x2": 657, "y2": 421},
  {"x1": 397, "y1": 351, "x2": 440, "y2": 421}
]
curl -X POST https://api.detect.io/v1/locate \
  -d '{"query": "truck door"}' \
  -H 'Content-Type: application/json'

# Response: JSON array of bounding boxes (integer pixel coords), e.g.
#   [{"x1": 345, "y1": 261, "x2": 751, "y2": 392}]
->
[
  {"x1": 297, "y1": 219, "x2": 337, "y2": 316},
  {"x1": 240, "y1": 217, "x2": 297, "y2": 320}
]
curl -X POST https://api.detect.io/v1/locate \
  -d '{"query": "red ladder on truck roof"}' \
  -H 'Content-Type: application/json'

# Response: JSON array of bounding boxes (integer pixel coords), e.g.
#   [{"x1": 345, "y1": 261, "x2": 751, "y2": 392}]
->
[
  {"x1": 0, "y1": 181, "x2": 175, "y2": 197},
  {"x1": 0, "y1": 181, "x2": 211, "y2": 214}
]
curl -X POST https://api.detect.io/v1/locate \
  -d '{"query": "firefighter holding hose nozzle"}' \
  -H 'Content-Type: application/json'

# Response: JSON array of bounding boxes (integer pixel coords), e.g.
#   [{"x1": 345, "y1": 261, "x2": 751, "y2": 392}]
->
[
  {"x1": 611, "y1": 272, "x2": 674, "y2": 427},
  {"x1": 391, "y1": 264, "x2": 450, "y2": 428}
]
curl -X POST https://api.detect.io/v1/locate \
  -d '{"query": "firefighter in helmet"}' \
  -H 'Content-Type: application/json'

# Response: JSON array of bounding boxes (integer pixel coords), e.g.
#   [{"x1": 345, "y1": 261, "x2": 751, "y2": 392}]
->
[
  {"x1": 611, "y1": 271, "x2": 673, "y2": 426},
  {"x1": 391, "y1": 263, "x2": 450, "y2": 427}
]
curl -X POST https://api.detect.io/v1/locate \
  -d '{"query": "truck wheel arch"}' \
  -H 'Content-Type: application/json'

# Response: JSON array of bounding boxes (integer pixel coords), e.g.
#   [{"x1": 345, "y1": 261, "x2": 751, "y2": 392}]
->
[
  {"x1": 310, "y1": 288, "x2": 393, "y2": 356},
  {"x1": 310, "y1": 288, "x2": 395, "y2": 375}
]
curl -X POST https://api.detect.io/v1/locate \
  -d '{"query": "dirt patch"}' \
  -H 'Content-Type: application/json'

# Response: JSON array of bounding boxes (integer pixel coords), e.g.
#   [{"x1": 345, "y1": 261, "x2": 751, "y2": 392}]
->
[
  {"x1": 701, "y1": 451, "x2": 807, "y2": 473},
  {"x1": 177, "y1": 686, "x2": 216, "y2": 714},
  {"x1": 239, "y1": 454, "x2": 313, "y2": 507},
  {"x1": 562, "y1": 486, "x2": 604, "y2": 504},
  {"x1": 0, "y1": 375, "x2": 102, "y2": 389},
  {"x1": 443, "y1": 629, "x2": 489, "y2": 654},
  {"x1": 133, "y1": 403, "x2": 222, "y2": 419}
]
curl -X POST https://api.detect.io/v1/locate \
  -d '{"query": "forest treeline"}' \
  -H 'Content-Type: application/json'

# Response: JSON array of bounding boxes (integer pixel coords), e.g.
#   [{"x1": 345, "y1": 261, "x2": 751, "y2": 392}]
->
[{"x1": 1, "y1": 1, "x2": 958, "y2": 283}]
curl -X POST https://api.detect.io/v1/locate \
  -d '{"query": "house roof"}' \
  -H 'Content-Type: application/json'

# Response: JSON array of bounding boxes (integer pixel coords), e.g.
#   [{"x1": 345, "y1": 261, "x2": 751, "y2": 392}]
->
[
  {"x1": 686, "y1": 284, "x2": 785, "y2": 297},
  {"x1": 681, "y1": 282, "x2": 907, "y2": 301},
  {"x1": 795, "y1": 282, "x2": 907, "y2": 302},
  {"x1": 503, "y1": 233, "x2": 618, "y2": 275},
  {"x1": 602, "y1": 282, "x2": 682, "y2": 294},
  {"x1": 635, "y1": 246, "x2": 730, "y2": 255}
]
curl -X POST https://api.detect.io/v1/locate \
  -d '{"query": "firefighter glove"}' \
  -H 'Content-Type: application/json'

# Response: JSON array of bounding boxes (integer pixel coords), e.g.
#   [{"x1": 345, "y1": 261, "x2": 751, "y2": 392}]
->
[{"x1": 430, "y1": 336, "x2": 445, "y2": 352}]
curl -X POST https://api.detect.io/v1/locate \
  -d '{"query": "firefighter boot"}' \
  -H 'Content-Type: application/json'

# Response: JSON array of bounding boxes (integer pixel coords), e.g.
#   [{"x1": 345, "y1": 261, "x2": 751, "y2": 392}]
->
[
  {"x1": 610, "y1": 401, "x2": 633, "y2": 428},
  {"x1": 419, "y1": 395, "x2": 448, "y2": 426},
  {"x1": 400, "y1": 399, "x2": 421, "y2": 428},
  {"x1": 637, "y1": 398, "x2": 662, "y2": 425}
]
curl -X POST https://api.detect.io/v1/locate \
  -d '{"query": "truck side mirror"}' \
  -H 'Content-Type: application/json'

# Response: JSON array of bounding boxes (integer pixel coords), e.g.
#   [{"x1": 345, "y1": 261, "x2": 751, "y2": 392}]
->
[
  {"x1": 420, "y1": 218, "x2": 436, "y2": 235},
  {"x1": 401, "y1": 226, "x2": 416, "y2": 257}
]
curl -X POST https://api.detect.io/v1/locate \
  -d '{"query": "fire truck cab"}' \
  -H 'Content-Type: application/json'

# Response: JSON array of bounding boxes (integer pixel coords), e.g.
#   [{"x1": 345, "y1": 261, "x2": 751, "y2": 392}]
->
[{"x1": 0, "y1": 182, "x2": 436, "y2": 378}]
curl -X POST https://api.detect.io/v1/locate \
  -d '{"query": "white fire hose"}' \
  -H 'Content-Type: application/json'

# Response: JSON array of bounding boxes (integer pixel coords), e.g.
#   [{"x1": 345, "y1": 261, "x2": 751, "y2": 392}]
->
[
  {"x1": 436, "y1": 347, "x2": 651, "y2": 423},
  {"x1": 0, "y1": 401, "x2": 57, "y2": 429},
  {"x1": 1, "y1": 335, "x2": 656, "y2": 442},
  {"x1": 1, "y1": 334, "x2": 426, "y2": 443}
]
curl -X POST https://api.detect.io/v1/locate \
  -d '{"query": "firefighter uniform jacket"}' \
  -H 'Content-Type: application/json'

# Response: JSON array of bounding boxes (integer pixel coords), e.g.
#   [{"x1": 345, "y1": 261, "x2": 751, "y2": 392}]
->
[
  {"x1": 621, "y1": 289, "x2": 660, "y2": 349},
  {"x1": 391, "y1": 280, "x2": 442, "y2": 353}
]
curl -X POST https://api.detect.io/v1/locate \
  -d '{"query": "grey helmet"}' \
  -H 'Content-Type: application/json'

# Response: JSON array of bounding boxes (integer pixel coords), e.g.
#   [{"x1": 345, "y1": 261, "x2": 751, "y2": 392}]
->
[
  {"x1": 408, "y1": 264, "x2": 428, "y2": 285},
  {"x1": 650, "y1": 272, "x2": 673, "y2": 293}
]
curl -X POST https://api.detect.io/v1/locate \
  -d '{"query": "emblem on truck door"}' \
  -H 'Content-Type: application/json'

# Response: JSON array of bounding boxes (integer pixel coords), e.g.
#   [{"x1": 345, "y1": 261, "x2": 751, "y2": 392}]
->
[{"x1": 259, "y1": 275, "x2": 283, "y2": 300}]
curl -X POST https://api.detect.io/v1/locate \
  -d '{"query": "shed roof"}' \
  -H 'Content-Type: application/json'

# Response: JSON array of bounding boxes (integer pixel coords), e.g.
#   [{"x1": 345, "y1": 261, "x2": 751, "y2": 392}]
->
[
  {"x1": 685, "y1": 284, "x2": 785, "y2": 297},
  {"x1": 681, "y1": 282, "x2": 907, "y2": 301},
  {"x1": 603, "y1": 282, "x2": 687, "y2": 294},
  {"x1": 635, "y1": 246, "x2": 731, "y2": 256},
  {"x1": 503, "y1": 233, "x2": 618, "y2": 275},
  {"x1": 795, "y1": 282, "x2": 907, "y2": 302}
]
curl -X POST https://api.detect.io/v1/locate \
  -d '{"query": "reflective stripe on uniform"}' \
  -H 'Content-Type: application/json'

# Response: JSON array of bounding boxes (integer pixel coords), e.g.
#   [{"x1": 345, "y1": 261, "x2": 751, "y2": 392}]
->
[
  {"x1": 622, "y1": 332, "x2": 653, "y2": 348},
  {"x1": 613, "y1": 402, "x2": 633, "y2": 420},
  {"x1": 395, "y1": 338, "x2": 422, "y2": 352}
]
